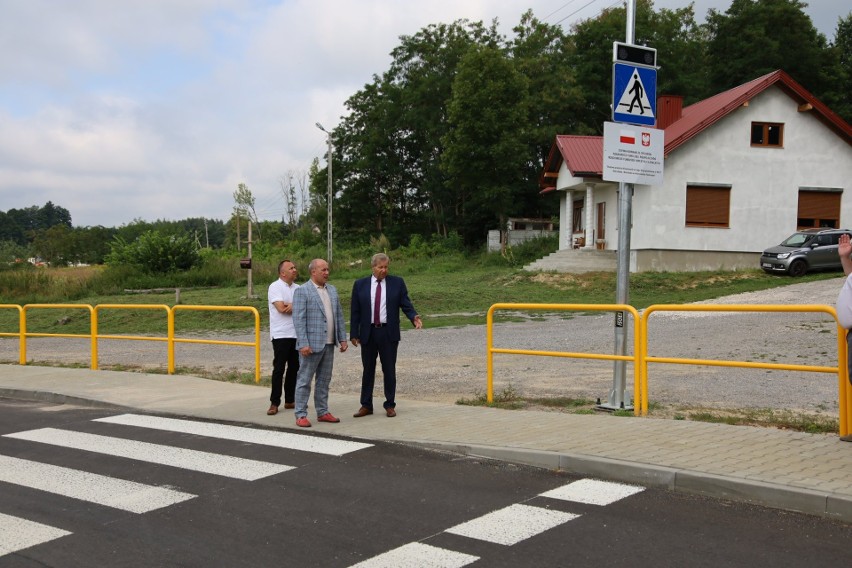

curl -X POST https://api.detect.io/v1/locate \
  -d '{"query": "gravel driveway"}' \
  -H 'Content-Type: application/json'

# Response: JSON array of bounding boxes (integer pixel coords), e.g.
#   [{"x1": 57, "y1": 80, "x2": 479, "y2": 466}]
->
[{"x1": 4, "y1": 275, "x2": 847, "y2": 415}]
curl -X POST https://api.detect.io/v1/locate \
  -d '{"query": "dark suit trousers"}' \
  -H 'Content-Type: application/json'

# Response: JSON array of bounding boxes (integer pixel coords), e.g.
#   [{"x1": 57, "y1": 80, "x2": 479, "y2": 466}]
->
[
  {"x1": 359, "y1": 326, "x2": 399, "y2": 409},
  {"x1": 270, "y1": 337, "x2": 299, "y2": 405}
]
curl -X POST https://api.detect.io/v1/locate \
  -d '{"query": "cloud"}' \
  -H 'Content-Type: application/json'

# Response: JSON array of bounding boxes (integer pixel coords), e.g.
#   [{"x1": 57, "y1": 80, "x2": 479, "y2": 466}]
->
[{"x1": 0, "y1": 0, "x2": 847, "y2": 228}]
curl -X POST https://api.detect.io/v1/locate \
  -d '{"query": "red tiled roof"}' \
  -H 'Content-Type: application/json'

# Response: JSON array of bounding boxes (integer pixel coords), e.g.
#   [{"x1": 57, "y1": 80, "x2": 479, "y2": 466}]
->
[
  {"x1": 556, "y1": 135, "x2": 603, "y2": 176},
  {"x1": 666, "y1": 70, "x2": 852, "y2": 154},
  {"x1": 540, "y1": 70, "x2": 852, "y2": 191}
]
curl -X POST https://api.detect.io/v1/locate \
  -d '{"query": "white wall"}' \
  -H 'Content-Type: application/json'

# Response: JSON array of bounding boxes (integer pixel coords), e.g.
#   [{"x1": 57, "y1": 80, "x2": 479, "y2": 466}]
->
[{"x1": 631, "y1": 87, "x2": 852, "y2": 252}]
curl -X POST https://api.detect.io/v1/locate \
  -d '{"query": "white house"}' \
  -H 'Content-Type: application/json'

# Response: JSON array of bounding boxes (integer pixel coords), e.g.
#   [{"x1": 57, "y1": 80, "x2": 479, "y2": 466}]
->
[{"x1": 539, "y1": 70, "x2": 852, "y2": 272}]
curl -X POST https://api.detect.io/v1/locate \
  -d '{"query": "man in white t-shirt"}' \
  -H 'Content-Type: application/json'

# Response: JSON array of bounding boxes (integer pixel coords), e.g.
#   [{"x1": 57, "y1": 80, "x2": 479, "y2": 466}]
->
[{"x1": 266, "y1": 260, "x2": 300, "y2": 415}]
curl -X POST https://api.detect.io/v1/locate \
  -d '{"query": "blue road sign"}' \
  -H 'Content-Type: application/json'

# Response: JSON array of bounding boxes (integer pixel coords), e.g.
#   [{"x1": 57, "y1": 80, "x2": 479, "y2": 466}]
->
[{"x1": 612, "y1": 62, "x2": 657, "y2": 126}]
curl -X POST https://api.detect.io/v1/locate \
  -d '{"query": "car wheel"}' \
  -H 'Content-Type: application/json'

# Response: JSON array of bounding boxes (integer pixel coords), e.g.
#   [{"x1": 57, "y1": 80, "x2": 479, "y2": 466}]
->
[{"x1": 788, "y1": 259, "x2": 807, "y2": 277}]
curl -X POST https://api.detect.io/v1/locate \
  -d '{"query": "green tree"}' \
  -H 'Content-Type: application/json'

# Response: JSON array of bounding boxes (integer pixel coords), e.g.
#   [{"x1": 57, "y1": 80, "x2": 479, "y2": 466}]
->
[
  {"x1": 37, "y1": 201, "x2": 72, "y2": 229},
  {"x1": 31, "y1": 224, "x2": 77, "y2": 266},
  {"x1": 0, "y1": 211, "x2": 25, "y2": 245},
  {"x1": 509, "y1": 11, "x2": 584, "y2": 217},
  {"x1": 233, "y1": 182, "x2": 261, "y2": 241},
  {"x1": 441, "y1": 44, "x2": 529, "y2": 246},
  {"x1": 821, "y1": 12, "x2": 852, "y2": 122},
  {"x1": 0, "y1": 239, "x2": 30, "y2": 265},
  {"x1": 334, "y1": 20, "x2": 502, "y2": 243},
  {"x1": 74, "y1": 225, "x2": 116, "y2": 265},
  {"x1": 705, "y1": 0, "x2": 829, "y2": 94}
]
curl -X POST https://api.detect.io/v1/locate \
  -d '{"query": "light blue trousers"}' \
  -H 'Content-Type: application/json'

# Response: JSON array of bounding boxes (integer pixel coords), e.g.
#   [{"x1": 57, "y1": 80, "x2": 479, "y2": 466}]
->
[{"x1": 294, "y1": 344, "x2": 336, "y2": 418}]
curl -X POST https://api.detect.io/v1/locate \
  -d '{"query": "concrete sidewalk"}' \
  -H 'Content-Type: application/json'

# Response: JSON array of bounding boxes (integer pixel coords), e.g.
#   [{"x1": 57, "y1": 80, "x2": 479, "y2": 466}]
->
[{"x1": 1, "y1": 364, "x2": 851, "y2": 523}]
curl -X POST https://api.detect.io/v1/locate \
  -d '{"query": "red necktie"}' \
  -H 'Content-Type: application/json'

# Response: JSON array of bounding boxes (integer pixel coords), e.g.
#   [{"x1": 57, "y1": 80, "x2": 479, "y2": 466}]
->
[{"x1": 373, "y1": 280, "x2": 382, "y2": 325}]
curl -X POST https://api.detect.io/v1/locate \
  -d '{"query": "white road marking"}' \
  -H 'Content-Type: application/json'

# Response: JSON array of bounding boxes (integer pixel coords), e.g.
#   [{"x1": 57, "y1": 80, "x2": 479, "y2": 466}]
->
[
  {"x1": 94, "y1": 413, "x2": 372, "y2": 456},
  {"x1": 0, "y1": 454, "x2": 195, "y2": 513},
  {"x1": 0, "y1": 513, "x2": 72, "y2": 558},
  {"x1": 350, "y1": 542, "x2": 479, "y2": 568},
  {"x1": 4, "y1": 428, "x2": 293, "y2": 480},
  {"x1": 445, "y1": 503, "x2": 579, "y2": 546},
  {"x1": 540, "y1": 479, "x2": 645, "y2": 505}
]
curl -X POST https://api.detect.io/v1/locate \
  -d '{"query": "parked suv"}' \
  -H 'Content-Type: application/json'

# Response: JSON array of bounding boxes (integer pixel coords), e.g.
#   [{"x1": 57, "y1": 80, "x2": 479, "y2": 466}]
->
[{"x1": 760, "y1": 228, "x2": 851, "y2": 276}]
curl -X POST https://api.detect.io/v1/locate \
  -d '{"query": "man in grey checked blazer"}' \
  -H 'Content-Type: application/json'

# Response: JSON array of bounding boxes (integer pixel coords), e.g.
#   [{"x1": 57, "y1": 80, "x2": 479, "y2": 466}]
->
[{"x1": 292, "y1": 258, "x2": 349, "y2": 427}]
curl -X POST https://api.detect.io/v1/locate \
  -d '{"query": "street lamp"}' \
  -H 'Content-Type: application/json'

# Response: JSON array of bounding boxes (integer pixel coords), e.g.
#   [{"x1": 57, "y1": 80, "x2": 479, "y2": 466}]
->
[{"x1": 315, "y1": 122, "x2": 333, "y2": 263}]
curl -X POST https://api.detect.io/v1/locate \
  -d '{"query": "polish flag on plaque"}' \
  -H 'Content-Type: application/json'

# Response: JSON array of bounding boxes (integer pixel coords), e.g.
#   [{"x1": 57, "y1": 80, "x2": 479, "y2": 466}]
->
[{"x1": 619, "y1": 130, "x2": 636, "y2": 144}]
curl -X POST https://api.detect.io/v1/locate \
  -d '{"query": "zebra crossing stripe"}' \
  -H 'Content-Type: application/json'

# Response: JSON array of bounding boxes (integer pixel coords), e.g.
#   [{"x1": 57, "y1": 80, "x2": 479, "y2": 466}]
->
[
  {"x1": 445, "y1": 504, "x2": 579, "y2": 546},
  {"x1": 4, "y1": 428, "x2": 294, "y2": 481},
  {"x1": 540, "y1": 479, "x2": 645, "y2": 505},
  {"x1": 0, "y1": 455, "x2": 195, "y2": 513},
  {"x1": 94, "y1": 414, "x2": 372, "y2": 456},
  {"x1": 350, "y1": 542, "x2": 479, "y2": 568},
  {"x1": 0, "y1": 512, "x2": 72, "y2": 558}
]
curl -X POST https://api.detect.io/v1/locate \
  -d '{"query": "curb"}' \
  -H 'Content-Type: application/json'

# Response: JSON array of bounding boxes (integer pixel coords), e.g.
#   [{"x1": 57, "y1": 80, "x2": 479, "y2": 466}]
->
[{"x1": 413, "y1": 441, "x2": 852, "y2": 523}]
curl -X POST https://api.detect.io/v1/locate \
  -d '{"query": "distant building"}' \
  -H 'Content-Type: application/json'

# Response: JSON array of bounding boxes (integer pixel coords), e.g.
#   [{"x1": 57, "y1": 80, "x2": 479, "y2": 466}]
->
[{"x1": 487, "y1": 217, "x2": 557, "y2": 252}]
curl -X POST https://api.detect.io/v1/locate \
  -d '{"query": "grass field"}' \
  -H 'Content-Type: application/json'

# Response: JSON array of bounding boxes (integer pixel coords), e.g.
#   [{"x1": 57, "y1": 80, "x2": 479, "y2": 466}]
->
[{"x1": 0, "y1": 264, "x2": 842, "y2": 335}]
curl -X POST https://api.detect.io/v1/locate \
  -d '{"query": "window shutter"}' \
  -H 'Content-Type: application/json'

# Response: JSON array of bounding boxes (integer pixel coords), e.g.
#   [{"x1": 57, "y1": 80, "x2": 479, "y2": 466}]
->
[{"x1": 686, "y1": 186, "x2": 730, "y2": 227}]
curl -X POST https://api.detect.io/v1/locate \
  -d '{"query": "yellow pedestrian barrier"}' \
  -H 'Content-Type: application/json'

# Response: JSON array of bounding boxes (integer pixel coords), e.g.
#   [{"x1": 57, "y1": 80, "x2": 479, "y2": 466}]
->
[
  {"x1": 487, "y1": 303, "x2": 643, "y2": 414},
  {"x1": 171, "y1": 305, "x2": 262, "y2": 381},
  {"x1": 0, "y1": 303, "x2": 262, "y2": 382},
  {"x1": 641, "y1": 304, "x2": 851, "y2": 437},
  {"x1": 0, "y1": 304, "x2": 25, "y2": 365}
]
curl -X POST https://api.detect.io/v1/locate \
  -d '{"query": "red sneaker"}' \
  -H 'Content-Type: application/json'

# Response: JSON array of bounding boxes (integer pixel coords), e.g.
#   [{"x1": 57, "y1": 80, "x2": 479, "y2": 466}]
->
[
  {"x1": 296, "y1": 417, "x2": 311, "y2": 427},
  {"x1": 317, "y1": 413, "x2": 340, "y2": 423}
]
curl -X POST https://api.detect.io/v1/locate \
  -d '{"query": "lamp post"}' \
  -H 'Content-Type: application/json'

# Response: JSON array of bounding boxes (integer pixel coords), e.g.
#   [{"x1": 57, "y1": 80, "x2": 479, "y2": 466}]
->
[{"x1": 315, "y1": 122, "x2": 333, "y2": 263}]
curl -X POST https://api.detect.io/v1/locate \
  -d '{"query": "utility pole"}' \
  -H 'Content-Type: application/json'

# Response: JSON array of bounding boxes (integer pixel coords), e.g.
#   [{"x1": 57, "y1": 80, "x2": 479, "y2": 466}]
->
[
  {"x1": 316, "y1": 122, "x2": 333, "y2": 263},
  {"x1": 246, "y1": 221, "x2": 256, "y2": 299}
]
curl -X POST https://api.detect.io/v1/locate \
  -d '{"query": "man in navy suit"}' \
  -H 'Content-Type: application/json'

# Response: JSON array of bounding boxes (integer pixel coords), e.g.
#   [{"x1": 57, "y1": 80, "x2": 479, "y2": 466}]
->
[
  {"x1": 350, "y1": 253, "x2": 421, "y2": 418},
  {"x1": 292, "y1": 258, "x2": 348, "y2": 427}
]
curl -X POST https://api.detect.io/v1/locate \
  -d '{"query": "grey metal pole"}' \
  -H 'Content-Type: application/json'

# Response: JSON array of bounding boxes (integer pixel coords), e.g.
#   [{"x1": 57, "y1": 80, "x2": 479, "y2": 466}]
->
[{"x1": 601, "y1": 0, "x2": 636, "y2": 411}]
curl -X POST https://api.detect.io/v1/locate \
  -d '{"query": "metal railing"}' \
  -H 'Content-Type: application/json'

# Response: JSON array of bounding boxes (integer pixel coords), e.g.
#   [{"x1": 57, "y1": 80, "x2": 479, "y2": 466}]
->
[
  {"x1": 487, "y1": 303, "x2": 643, "y2": 414},
  {"x1": 641, "y1": 304, "x2": 851, "y2": 437},
  {"x1": 487, "y1": 302, "x2": 852, "y2": 435},
  {"x1": 0, "y1": 304, "x2": 262, "y2": 382}
]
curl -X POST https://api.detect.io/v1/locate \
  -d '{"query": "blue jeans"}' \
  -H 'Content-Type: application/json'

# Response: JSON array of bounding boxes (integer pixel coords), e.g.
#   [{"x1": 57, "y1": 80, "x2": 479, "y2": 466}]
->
[{"x1": 294, "y1": 344, "x2": 336, "y2": 418}]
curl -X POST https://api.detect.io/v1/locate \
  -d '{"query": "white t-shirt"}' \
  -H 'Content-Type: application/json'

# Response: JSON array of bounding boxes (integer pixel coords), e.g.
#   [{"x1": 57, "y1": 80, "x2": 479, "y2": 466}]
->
[
  {"x1": 837, "y1": 273, "x2": 852, "y2": 329},
  {"x1": 268, "y1": 279, "x2": 299, "y2": 339}
]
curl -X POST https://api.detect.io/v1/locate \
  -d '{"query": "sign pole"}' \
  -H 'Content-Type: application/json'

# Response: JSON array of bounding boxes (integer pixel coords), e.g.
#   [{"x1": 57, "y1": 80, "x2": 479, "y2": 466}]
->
[{"x1": 601, "y1": 0, "x2": 637, "y2": 411}]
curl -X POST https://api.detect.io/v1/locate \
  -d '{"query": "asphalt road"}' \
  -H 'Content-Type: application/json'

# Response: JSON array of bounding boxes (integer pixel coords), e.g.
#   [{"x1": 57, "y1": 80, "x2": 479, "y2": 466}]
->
[{"x1": 1, "y1": 398, "x2": 850, "y2": 567}]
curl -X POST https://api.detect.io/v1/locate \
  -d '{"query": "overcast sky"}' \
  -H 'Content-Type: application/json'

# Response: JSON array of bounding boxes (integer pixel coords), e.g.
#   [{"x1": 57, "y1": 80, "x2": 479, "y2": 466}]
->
[{"x1": 1, "y1": 0, "x2": 848, "y2": 228}]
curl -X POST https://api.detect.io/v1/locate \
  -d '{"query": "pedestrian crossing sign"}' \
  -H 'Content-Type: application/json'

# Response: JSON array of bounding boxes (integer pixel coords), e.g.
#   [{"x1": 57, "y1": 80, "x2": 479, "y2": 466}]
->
[{"x1": 612, "y1": 62, "x2": 657, "y2": 126}]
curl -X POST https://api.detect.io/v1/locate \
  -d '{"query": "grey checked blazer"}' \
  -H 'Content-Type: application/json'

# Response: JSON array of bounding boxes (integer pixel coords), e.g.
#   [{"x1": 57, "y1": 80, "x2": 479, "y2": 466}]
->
[{"x1": 293, "y1": 280, "x2": 347, "y2": 352}]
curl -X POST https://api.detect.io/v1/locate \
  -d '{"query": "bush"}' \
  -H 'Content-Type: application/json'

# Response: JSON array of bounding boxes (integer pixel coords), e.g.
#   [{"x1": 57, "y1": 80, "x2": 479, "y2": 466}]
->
[{"x1": 106, "y1": 230, "x2": 201, "y2": 274}]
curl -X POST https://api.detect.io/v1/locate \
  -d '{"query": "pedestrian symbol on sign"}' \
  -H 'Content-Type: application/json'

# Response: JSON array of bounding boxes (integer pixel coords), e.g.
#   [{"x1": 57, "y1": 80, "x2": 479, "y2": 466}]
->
[
  {"x1": 616, "y1": 69, "x2": 653, "y2": 118},
  {"x1": 612, "y1": 63, "x2": 657, "y2": 126}
]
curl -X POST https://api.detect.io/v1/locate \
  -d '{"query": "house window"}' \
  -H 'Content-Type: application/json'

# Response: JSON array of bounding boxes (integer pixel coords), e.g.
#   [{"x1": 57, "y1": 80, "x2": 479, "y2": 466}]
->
[
  {"x1": 797, "y1": 190, "x2": 841, "y2": 229},
  {"x1": 685, "y1": 185, "x2": 731, "y2": 228},
  {"x1": 751, "y1": 122, "x2": 783, "y2": 147},
  {"x1": 572, "y1": 200, "x2": 583, "y2": 232}
]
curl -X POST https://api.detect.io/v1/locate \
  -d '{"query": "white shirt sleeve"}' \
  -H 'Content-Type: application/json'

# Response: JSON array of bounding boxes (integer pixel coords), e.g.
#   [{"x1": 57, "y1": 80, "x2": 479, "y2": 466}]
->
[{"x1": 836, "y1": 273, "x2": 852, "y2": 329}]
